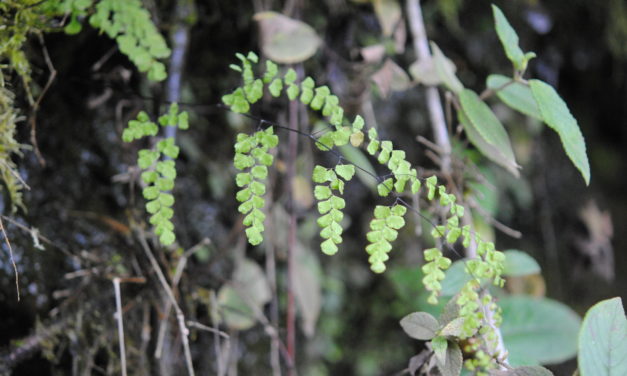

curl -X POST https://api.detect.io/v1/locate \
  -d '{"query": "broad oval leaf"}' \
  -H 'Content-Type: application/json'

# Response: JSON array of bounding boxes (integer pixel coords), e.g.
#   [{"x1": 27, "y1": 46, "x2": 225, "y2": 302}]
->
[
  {"x1": 489, "y1": 366, "x2": 554, "y2": 376},
  {"x1": 409, "y1": 58, "x2": 441, "y2": 86},
  {"x1": 503, "y1": 250, "x2": 541, "y2": 277},
  {"x1": 500, "y1": 296, "x2": 581, "y2": 366},
  {"x1": 529, "y1": 79, "x2": 590, "y2": 185},
  {"x1": 487, "y1": 74, "x2": 541, "y2": 120},
  {"x1": 440, "y1": 259, "x2": 472, "y2": 297},
  {"x1": 400, "y1": 312, "x2": 440, "y2": 340},
  {"x1": 578, "y1": 297, "x2": 627, "y2": 376},
  {"x1": 217, "y1": 284, "x2": 256, "y2": 330},
  {"x1": 217, "y1": 258, "x2": 272, "y2": 330},
  {"x1": 254, "y1": 12, "x2": 321, "y2": 64},
  {"x1": 439, "y1": 317, "x2": 465, "y2": 338},
  {"x1": 431, "y1": 42, "x2": 463, "y2": 94},
  {"x1": 459, "y1": 90, "x2": 520, "y2": 176},
  {"x1": 436, "y1": 340, "x2": 463, "y2": 376},
  {"x1": 371, "y1": 59, "x2": 411, "y2": 98}
]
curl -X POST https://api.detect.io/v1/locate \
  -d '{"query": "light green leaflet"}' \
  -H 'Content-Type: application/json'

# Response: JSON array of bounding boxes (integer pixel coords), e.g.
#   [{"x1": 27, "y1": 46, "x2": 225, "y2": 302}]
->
[
  {"x1": 529, "y1": 79, "x2": 590, "y2": 185},
  {"x1": 486, "y1": 74, "x2": 541, "y2": 120},
  {"x1": 459, "y1": 89, "x2": 519, "y2": 176}
]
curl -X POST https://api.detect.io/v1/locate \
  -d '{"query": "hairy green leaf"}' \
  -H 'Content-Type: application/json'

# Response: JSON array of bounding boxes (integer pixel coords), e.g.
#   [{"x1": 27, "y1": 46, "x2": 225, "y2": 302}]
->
[
  {"x1": 492, "y1": 5, "x2": 527, "y2": 71},
  {"x1": 487, "y1": 75, "x2": 541, "y2": 120},
  {"x1": 503, "y1": 250, "x2": 541, "y2": 277},
  {"x1": 529, "y1": 79, "x2": 590, "y2": 185},
  {"x1": 459, "y1": 95, "x2": 520, "y2": 177},
  {"x1": 400, "y1": 312, "x2": 439, "y2": 340},
  {"x1": 500, "y1": 296, "x2": 581, "y2": 366},
  {"x1": 431, "y1": 42, "x2": 463, "y2": 94},
  {"x1": 578, "y1": 297, "x2": 627, "y2": 376}
]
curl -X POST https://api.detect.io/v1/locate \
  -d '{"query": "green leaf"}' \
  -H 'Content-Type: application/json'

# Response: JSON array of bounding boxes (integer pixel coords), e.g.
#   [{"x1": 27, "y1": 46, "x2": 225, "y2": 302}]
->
[
  {"x1": 159, "y1": 230, "x2": 175, "y2": 245},
  {"x1": 352, "y1": 115, "x2": 365, "y2": 130},
  {"x1": 489, "y1": 366, "x2": 554, "y2": 376},
  {"x1": 367, "y1": 139, "x2": 380, "y2": 155},
  {"x1": 334, "y1": 127, "x2": 351, "y2": 146},
  {"x1": 487, "y1": 75, "x2": 541, "y2": 120},
  {"x1": 440, "y1": 260, "x2": 472, "y2": 297},
  {"x1": 143, "y1": 186, "x2": 159, "y2": 200},
  {"x1": 386, "y1": 215, "x2": 405, "y2": 230},
  {"x1": 430, "y1": 42, "x2": 463, "y2": 94},
  {"x1": 435, "y1": 340, "x2": 462, "y2": 376},
  {"x1": 312, "y1": 166, "x2": 328, "y2": 183},
  {"x1": 146, "y1": 200, "x2": 160, "y2": 214},
  {"x1": 321, "y1": 238, "x2": 338, "y2": 255},
  {"x1": 529, "y1": 79, "x2": 590, "y2": 185},
  {"x1": 263, "y1": 60, "x2": 277, "y2": 83},
  {"x1": 317, "y1": 199, "x2": 332, "y2": 214},
  {"x1": 284, "y1": 68, "x2": 297, "y2": 84},
  {"x1": 503, "y1": 250, "x2": 541, "y2": 277},
  {"x1": 500, "y1": 296, "x2": 581, "y2": 366},
  {"x1": 432, "y1": 336, "x2": 448, "y2": 364},
  {"x1": 159, "y1": 193, "x2": 175, "y2": 207},
  {"x1": 269, "y1": 78, "x2": 283, "y2": 97},
  {"x1": 335, "y1": 164, "x2": 355, "y2": 181},
  {"x1": 286, "y1": 84, "x2": 299, "y2": 100},
  {"x1": 378, "y1": 178, "x2": 394, "y2": 197},
  {"x1": 492, "y1": 5, "x2": 526, "y2": 71},
  {"x1": 314, "y1": 185, "x2": 332, "y2": 200},
  {"x1": 251, "y1": 165, "x2": 268, "y2": 179},
  {"x1": 177, "y1": 112, "x2": 189, "y2": 129},
  {"x1": 65, "y1": 15, "x2": 83, "y2": 35},
  {"x1": 400, "y1": 312, "x2": 439, "y2": 340},
  {"x1": 249, "y1": 181, "x2": 266, "y2": 196},
  {"x1": 245, "y1": 227, "x2": 263, "y2": 245},
  {"x1": 439, "y1": 317, "x2": 465, "y2": 338},
  {"x1": 578, "y1": 297, "x2": 627, "y2": 376},
  {"x1": 459, "y1": 94, "x2": 520, "y2": 177}
]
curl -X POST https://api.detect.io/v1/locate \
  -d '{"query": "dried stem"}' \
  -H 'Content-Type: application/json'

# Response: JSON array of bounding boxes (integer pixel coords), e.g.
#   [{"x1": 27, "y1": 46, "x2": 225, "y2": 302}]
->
[
  {"x1": 406, "y1": 0, "x2": 451, "y2": 174},
  {"x1": 113, "y1": 278, "x2": 128, "y2": 376},
  {"x1": 209, "y1": 290, "x2": 227, "y2": 376},
  {"x1": 285, "y1": 88, "x2": 299, "y2": 376},
  {"x1": 29, "y1": 33, "x2": 57, "y2": 166},
  {"x1": 136, "y1": 228, "x2": 195, "y2": 376},
  {"x1": 406, "y1": 0, "x2": 510, "y2": 368},
  {"x1": 164, "y1": 0, "x2": 194, "y2": 140},
  {"x1": 0, "y1": 216, "x2": 19, "y2": 300}
]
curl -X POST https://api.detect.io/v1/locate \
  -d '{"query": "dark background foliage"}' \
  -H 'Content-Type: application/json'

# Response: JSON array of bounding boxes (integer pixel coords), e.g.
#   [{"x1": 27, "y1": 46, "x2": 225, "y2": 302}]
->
[{"x1": 0, "y1": 0, "x2": 625, "y2": 375}]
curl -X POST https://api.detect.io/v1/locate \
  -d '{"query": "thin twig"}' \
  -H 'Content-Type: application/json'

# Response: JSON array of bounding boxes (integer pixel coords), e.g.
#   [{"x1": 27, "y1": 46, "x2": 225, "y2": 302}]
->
[
  {"x1": 285, "y1": 86, "x2": 299, "y2": 376},
  {"x1": 155, "y1": 239, "x2": 207, "y2": 358},
  {"x1": 135, "y1": 228, "x2": 195, "y2": 376},
  {"x1": 113, "y1": 278, "x2": 128, "y2": 376},
  {"x1": 209, "y1": 290, "x2": 227, "y2": 376},
  {"x1": 264, "y1": 167, "x2": 282, "y2": 376},
  {"x1": 469, "y1": 199, "x2": 523, "y2": 239},
  {"x1": 29, "y1": 34, "x2": 57, "y2": 166},
  {"x1": 187, "y1": 320, "x2": 230, "y2": 339},
  {"x1": 0, "y1": 216, "x2": 19, "y2": 300},
  {"x1": 164, "y1": 0, "x2": 194, "y2": 140}
]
